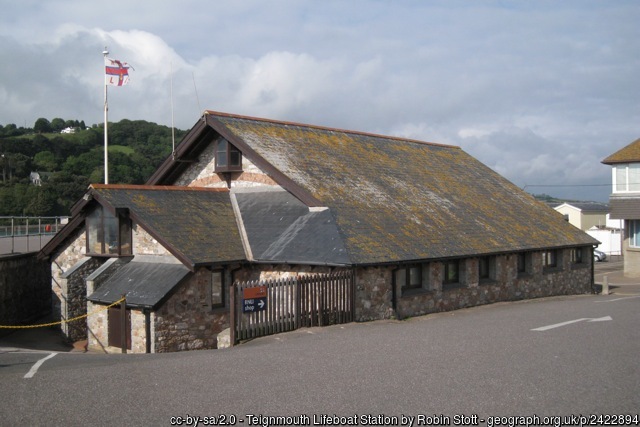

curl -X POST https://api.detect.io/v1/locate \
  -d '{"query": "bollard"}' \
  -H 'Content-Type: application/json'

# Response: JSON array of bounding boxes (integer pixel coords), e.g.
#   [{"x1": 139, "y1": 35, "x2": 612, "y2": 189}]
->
[{"x1": 602, "y1": 275, "x2": 609, "y2": 295}]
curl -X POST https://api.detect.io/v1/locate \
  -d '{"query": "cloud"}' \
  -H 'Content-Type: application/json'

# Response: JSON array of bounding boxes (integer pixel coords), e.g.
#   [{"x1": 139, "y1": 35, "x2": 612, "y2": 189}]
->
[{"x1": 0, "y1": 1, "x2": 638, "y2": 202}]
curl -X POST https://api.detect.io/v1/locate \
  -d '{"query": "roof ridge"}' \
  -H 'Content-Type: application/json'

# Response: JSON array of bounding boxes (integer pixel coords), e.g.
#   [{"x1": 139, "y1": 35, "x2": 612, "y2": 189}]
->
[
  {"x1": 90, "y1": 184, "x2": 229, "y2": 192},
  {"x1": 203, "y1": 110, "x2": 460, "y2": 149}
]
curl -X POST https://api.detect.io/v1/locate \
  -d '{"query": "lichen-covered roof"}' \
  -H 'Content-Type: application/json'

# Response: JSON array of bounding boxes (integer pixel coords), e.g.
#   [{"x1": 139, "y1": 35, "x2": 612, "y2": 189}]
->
[
  {"x1": 602, "y1": 138, "x2": 640, "y2": 164},
  {"x1": 210, "y1": 113, "x2": 597, "y2": 264},
  {"x1": 91, "y1": 185, "x2": 246, "y2": 267}
]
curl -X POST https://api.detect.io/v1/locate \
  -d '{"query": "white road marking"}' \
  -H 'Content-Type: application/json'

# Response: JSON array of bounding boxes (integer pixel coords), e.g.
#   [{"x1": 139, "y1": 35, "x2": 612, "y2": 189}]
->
[
  {"x1": 531, "y1": 316, "x2": 612, "y2": 332},
  {"x1": 595, "y1": 295, "x2": 640, "y2": 303},
  {"x1": 24, "y1": 352, "x2": 57, "y2": 379}
]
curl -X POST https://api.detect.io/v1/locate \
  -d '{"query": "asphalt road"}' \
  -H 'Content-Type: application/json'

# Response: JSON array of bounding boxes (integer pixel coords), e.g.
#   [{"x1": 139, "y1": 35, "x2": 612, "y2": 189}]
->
[{"x1": 1, "y1": 281, "x2": 638, "y2": 426}]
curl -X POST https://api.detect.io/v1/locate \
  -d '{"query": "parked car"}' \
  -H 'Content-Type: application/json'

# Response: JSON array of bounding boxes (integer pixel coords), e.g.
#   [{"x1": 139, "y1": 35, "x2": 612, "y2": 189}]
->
[{"x1": 594, "y1": 249, "x2": 607, "y2": 262}]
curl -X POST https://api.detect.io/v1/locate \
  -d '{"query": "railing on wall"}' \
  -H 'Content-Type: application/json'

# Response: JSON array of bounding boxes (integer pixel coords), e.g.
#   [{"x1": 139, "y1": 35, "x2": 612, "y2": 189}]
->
[{"x1": 0, "y1": 216, "x2": 68, "y2": 254}]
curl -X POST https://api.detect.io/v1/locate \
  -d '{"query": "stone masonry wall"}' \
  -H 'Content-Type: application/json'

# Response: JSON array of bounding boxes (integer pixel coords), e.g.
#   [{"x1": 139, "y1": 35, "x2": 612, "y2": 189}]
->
[
  {"x1": 153, "y1": 268, "x2": 230, "y2": 352},
  {"x1": 0, "y1": 253, "x2": 51, "y2": 336},
  {"x1": 51, "y1": 227, "x2": 86, "y2": 322},
  {"x1": 173, "y1": 140, "x2": 279, "y2": 189},
  {"x1": 357, "y1": 249, "x2": 593, "y2": 320},
  {"x1": 60, "y1": 257, "x2": 106, "y2": 342},
  {"x1": 133, "y1": 225, "x2": 171, "y2": 256},
  {"x1": 355, "y1": 267, "x2": 395, "y2": 321}
]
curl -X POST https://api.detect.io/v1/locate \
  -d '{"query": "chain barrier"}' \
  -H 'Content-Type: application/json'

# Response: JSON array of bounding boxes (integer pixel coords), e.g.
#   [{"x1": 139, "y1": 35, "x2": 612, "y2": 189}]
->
[{"x1": 0, "y1": 297, "x2": 126, "y2": 329}]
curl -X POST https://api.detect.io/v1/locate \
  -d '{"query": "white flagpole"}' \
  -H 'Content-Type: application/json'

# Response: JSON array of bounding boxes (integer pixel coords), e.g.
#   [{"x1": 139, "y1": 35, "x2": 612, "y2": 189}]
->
[{"x1": 103, "y1": 47, "x2": 109, "y2": 184}]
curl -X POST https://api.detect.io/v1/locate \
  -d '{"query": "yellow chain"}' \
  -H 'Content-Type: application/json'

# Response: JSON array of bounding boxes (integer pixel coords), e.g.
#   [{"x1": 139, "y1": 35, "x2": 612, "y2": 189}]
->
[{"x1": 0, "y1": 297, "x2": 126, "y2": 329}]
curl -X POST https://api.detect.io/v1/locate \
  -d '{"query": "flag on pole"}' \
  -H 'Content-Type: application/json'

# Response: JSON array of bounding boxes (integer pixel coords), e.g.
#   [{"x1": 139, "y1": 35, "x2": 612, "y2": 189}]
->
[{"x1": 105, "y1": 57, "x2": 133, "y2": 86}]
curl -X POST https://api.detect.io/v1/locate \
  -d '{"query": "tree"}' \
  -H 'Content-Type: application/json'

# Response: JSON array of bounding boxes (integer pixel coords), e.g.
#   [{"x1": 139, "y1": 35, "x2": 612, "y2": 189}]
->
[
  {"x1": 34, "y1": 151, "x2": 57, "y2": 172},
  {"x1": 24, "y1": 186, "x2": 55, "y2": 216},
  {"x1": 34, "y1": 118, "x2": 52, "y2": 133},
  {"x1": 51, "y1": 118, "x2": 66, "y2": 132}
]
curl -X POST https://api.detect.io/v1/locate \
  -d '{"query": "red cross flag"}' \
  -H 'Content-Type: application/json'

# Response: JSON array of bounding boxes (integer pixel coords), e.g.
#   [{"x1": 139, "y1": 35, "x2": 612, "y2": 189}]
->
[{"x1": 105, "y1": 57, "x2": 133, "y2": 86}]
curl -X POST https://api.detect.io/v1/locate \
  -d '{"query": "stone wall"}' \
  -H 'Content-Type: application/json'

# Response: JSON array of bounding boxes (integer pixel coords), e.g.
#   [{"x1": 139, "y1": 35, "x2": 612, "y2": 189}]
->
[
  {"x1": 173, "y1": 139, "x2": 279, "y2": 189},
  {"x1": 357, "y1": 249, "x2": 594, "y2": 320},
  {"x1": 355, "y1": 266, "x2": 394, "y2": 321},
  {"x1": 153, "y1": 267, "x2": 231, "y2": 352},
  {"x1": 60, "y1": 257, "x2": 106, "y2": 341},
  {"x1": 133, "y1": 225, "x2": 172, "y2": 256},
  {"x1": 51, "y1": 227, "x2": 86, "y2": 323},
  {"x1": 234, "y1": 264, "x2": 335, "y2": 282},
  {"x1": 0, "y1": 253, "x2": 51, "y2": 336}
]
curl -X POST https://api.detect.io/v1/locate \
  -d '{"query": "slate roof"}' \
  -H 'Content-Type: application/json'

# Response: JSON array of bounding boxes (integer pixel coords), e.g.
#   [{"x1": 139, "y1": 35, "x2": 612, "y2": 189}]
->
[
  {"x1": 233, "y1": 188, "x2": 350, "y2": 266},
  {"x1": 88, "y1": 257, "x2": 191, "y2": 308},
  {"x1": 602, "y1": 138, "x2": 640, "y2": 164},
  {"x1": 151, "y1": 111, "x2": 598, "y2": 265},
  {"x1": 39, "y1": 185, "x2": 247, "y2": 268},
  {"x1": 90, "y1": 185, "x2": 246, "y2": 267}
]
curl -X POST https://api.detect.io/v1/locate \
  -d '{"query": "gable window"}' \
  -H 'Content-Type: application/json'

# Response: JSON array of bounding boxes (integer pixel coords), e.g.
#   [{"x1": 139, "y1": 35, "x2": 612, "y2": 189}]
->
[
  {"x1": 443, "y1": 260, "x2": 460, "y2": 285},
  {"x1": 211, "y1": 270, "x2": 224, "y2": 309},
  {"x1": 86, "y1": 205, "x2": 132, "y2": 256},
  {"x1": 630, "y1": 220, "x2": 640, "y2": 248},
  {"x1": 215, "y1": 139, "x2": 242, "y2": 173},
  {"x1": 613, "y1": 163, "x2": 640, "y2": 193}
]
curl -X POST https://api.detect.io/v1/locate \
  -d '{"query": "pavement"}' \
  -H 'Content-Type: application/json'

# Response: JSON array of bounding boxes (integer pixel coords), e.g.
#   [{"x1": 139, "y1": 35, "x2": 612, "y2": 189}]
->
[{"x1": 1, "y1": 257, "x2": 637, "y2": 354}]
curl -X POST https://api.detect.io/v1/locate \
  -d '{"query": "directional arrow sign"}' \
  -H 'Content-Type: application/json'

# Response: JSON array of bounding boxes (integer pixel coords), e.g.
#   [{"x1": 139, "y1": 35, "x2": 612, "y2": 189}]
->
[
  {"x1": 242, "y1": 297, "x2": 267, "y2": 313},
  {"x1": 531, "y1": 316, "x2": 612, "y2": 332}
]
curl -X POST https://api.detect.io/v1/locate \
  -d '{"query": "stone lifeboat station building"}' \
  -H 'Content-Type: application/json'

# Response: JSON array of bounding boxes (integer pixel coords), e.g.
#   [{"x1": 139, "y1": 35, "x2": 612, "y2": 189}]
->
[{"x1": 40, "y1": 111, "x2": 598, "y2": 353}]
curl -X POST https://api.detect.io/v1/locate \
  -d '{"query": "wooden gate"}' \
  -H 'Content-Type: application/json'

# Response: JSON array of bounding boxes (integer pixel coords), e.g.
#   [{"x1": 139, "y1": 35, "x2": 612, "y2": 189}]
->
[{"x1": 230, "y1": 270, "x2": 355, "y2": 345}]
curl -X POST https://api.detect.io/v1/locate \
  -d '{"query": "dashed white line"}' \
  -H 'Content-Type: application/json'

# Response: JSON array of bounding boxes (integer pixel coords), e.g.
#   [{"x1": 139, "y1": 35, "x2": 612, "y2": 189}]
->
[{"x1": 24, "y1": 352, "x2": 57, "y2": 379}]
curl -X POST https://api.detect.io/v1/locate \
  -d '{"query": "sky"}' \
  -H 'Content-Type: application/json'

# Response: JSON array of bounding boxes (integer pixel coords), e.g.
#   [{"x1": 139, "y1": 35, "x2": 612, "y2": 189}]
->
[{"x1": 1, "y1": 0, "x2": 638, "y2": 202}]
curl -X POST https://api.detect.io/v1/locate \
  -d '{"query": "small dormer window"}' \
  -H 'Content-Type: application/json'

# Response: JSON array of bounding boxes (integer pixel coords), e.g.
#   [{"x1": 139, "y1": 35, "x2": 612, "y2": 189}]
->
[
  {"x1": 86, "y1": 205, "x2": 132, "y2": 256},
  {"x1": 215, "y1": 139, "x2": 242, "y2": 173}
]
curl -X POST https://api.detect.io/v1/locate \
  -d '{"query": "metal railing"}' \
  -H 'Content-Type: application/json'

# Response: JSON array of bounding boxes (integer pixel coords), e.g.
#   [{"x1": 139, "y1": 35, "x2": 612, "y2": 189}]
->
[{"x1": 0, "y1": 216, "x2": 69, "y2": 254}]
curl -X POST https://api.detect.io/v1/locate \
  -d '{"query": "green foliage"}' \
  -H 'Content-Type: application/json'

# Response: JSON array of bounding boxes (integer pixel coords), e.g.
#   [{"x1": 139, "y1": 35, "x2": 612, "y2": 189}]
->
[
  {"x1": 0, "y1": 118, "x2": 186, "y2": 216},
  {"x1": 34, "y1": 118, "x2": 52, "y2": 133}
]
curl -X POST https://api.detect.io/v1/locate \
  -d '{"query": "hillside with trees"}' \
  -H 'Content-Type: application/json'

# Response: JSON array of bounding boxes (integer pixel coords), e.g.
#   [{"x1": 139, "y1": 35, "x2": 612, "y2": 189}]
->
[{"x1": 0, "y1": 118, "x2": 186, "y2": 216}]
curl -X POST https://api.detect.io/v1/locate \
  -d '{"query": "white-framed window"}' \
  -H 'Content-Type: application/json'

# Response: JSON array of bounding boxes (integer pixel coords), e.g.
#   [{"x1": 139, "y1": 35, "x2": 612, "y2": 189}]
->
[
  {"x1": 630, "y1": 220, "x2": 640, "y2": 248},
  {"x1": 613, "y1": 163, "x2": 640, "y2": 193}
]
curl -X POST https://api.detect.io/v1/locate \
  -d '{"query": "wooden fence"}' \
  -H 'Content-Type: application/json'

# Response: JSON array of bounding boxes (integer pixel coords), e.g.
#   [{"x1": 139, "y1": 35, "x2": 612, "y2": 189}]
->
[{"x1": 230, "y1": 270, "x2": 355, "y2": 345}]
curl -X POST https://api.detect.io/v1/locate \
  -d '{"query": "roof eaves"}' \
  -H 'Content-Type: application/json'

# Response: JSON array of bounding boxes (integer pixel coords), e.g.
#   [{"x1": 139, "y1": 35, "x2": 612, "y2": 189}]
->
[
  {"x1": 38, "y1": 214, "x2": 86, "y2": 260},
  {"x1": 146, "y1": 117, "x2": 210, "y2": 185}
]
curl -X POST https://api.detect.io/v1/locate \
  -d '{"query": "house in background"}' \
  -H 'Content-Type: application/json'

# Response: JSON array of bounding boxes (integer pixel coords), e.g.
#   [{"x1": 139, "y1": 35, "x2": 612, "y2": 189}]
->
[
  {"x1": 40, "y1": 111, "x2": 598, "y2": 353},
  {"x1": 602, "y1": 137, "x2": 640, "y2": 276},
  {"x1": 553, "y1": 202, "x2": 609, "y2": 231},
  {"x1": 552, "y1": 201, "x2": 621, "y2": 256}
]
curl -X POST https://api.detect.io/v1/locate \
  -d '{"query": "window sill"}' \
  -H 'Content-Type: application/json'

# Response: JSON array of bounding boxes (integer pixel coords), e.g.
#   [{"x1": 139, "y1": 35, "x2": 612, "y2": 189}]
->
[
  {"x1": 442, "y1": 282, "x2": 464, "y2": 291},
  {"x1": 543, "y1": 267, "x2": 564, "y2": 274},
  {"x1": 86, "y1": 253, "x2": 121, "y2": 258},
  {"x1": 571, "y1": 263, "x2": 589, "y2": 270},
  {"x1": 215, "y1": 167, "x2": 243, "y2": 174},
  {"x1": 479, "y1": 278, "x2": 496, "y2": 286},
  {"x1": 211, "y1": 305, "x2": 227, "y2": 313}
]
